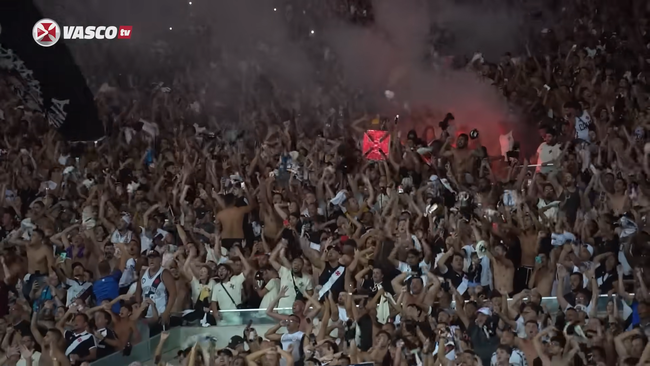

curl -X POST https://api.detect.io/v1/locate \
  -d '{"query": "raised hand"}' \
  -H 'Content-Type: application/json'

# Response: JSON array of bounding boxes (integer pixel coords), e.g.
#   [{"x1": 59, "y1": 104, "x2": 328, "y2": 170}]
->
[{"x1": 161, "y1": 331, "x2": 170, "y2": 341}]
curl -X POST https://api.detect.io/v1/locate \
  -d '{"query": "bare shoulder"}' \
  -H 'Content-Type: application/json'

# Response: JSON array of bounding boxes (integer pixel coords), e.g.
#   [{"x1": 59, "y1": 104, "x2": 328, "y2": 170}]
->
[{"x1": 161, "y1": 268, "x2": 174, "y2": 281}]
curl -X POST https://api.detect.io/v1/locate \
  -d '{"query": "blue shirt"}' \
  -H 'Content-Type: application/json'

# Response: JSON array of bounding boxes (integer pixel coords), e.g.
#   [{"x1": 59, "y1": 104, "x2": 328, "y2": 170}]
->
[
  {"x1": 632, "y1": 300, "x2": 640, "y2": 327},
  {"x1": 33, "y1": 286, "x2": 54, "y2": 312},
  {"x1": 93, "y1": 270, "x2": 122, "y2": 314}
]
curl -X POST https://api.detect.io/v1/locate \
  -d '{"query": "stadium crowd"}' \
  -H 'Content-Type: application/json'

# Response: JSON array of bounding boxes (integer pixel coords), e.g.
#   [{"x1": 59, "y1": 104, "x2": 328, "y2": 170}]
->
[{"x1": 1, "y1": 0, "x2": 650, "y2": 365}]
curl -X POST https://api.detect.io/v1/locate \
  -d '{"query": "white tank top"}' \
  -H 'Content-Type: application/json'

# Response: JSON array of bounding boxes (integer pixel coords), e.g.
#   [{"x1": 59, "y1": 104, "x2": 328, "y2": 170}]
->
[{"x1": 141, "y1": 266, "x2": 168, "y2": 318}]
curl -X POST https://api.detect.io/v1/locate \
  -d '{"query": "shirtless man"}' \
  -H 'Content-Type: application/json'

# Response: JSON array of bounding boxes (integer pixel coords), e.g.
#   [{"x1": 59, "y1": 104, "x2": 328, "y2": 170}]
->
[
  {"x1": 30, "y1": 311, "x2": 54, "y2": 366},
  {"x1": 513, "y1": 216, "x2": 540, "y2": 293},
  {"x1": 515, "y1": 319, "x2": 540, "y2": 365},
  {"x1": 99, "y1": 295, "x2": 149, "y2": 349},
  {"x1": 391, "y1": 271, "x2": 438, "y2": 308},
  {"x1": 216, "y1": 194, "x2": 255, "y2": 251},
  {"x1": 8, "y1": 228, "x2": 55, "y2": 300},
  {"x1": 358, "y1": 330, "x2": 391, "y2": 365},
  {"x1": 533, "y1": 326, "x2": 580, "y2": 366},
  {"x1": 528, "y1": 252, "x2": 555, "y2": 297},
  {"x1": 29, "y1": 201, "x2": 54, "y2": 230},
  {"x1": 443, "y1": 133, "x2": 477, "y2": 184},
  {"x1": 265, "y1": 287, "x2": 322, "y2": 333},
  {"x1": 486, "y1": 243, "x2": 514, "y2": 295},
  {"x1": 167, "y1": 260, "x2": 189, "y2": 313}
]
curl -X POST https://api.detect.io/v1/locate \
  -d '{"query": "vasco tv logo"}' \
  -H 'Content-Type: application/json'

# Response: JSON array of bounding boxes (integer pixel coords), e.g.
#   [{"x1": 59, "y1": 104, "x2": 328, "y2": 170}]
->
[
  {"x1": 32, "y1": 19, "x2": 60, "y2": 47},
  {"x1": 32, "y1": 18, "x2": 132, "y2": 47}
]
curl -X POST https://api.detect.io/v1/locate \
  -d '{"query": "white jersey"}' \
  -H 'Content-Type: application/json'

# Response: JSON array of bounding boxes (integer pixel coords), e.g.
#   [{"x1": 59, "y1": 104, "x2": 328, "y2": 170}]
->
[
  {"x1": 281, "y1": 331, "x2": 304, "y2": 362},
  {"x1": 141, "y1": 266, "x2": 168, "y2": 318}
]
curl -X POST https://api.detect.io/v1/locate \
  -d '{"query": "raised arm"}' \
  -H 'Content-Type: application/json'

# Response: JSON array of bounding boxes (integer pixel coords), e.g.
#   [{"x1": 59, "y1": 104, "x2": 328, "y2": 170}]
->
[
  {"x1": 264, "y1": 323, "x2": 284, "y2": 342},
  {"x1": 152, "y1": 331, "x2": 170, "y2": 365},
  {"x1": 533, "y1": 326, "x2": 555, "y2": 365},
  {"x1": 29, "y1": 311, "x2": 45, "y2": 348},
  {"x1": 300, "y1": 236, "x2": 325, "y2": 271},
  {"x1": 160, "y1": 269, "x2": 176, "y2": 326},
  {"x1": 555, "y1": 264, "x2": 570, "y2": 310},
  {"x1": 614, "y1": 328, "x2": 642, "y2": 359},
  {"x1": 391, "y1": 272, "x2": 410, "y2": 294},
  {"x1": 616, "y1": 265, "x2": 634, "y2": 302},
  {"x1": 182, "y1": 250, "x2": 197, "y2": 281},
  {"x1": 587, "y1": 267, "x2": 600, "y2": 318},
  {"x1": 435, "y1": 247, "x2": 454, "y2": 274},
  {"x1": 265, "y1": 286, "x2": 290, "y2": 322},
  {"x1": 233, "y1": 246, "x2": 252, "y2": 277},
  {"x1": 387, "y1": 244, "x2": 400, "y2": 268},
  {"x1": 635, "y1": 267, "x2": 649, "y2": 302},
  {"x1": 268, "y1": 242, "x2": 284, "y2": 271}
]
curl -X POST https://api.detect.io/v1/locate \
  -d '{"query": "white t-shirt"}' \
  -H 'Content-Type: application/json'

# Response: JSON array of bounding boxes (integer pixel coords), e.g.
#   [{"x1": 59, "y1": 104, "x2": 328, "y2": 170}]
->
[
  {"x1": 16, "y1": 351, "x2": 41, "y2": 366},
  {"x1": 278, "y1": 267, "x2": 313, "y2": 308},
  {"x1": 574, "y1": 111, "x2": 592, "y2": 142},
  {"x1": 259, "y1": 278, "x2": 280, "y2": 310},
  {"x1": 397, "y1": 260, "x2": 431, "y2": 286},
  {"x1": 139, "y1": 228, "x2": 170, "y2": 253},
  {"x1": 119, "y1": 258, "x2": 137, "y2": 288},
  {"x1": 490, "y1": 347, "x2": 527, "y2": 366},
  {"x1": 211, "y1": 273, "x2": 245, "y2": 310},
  {"x1": 110, "y1": 229, "x2": 133, "y2": 245},
  {"x1": 65, "y1": 279, "x2": 92, "y2": 306},
  {"x1": 537, "y1": 198, "x2": 559, "y2": 222},
  {"x1": 189, "y1": 278, "x2": 216, "y2": 305},
  {"x1": 536, "y1": 142, "x2": 562, "y2": 173}
]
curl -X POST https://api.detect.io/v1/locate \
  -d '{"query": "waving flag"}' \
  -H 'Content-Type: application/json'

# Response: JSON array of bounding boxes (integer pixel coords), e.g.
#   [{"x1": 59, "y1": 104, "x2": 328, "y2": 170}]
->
[
  {"x1": 0, "y1": 0, "x2": 104, "y2": 142},
  {"x1": 362, "y1": 130, "x2": 391, "y2": 161}
]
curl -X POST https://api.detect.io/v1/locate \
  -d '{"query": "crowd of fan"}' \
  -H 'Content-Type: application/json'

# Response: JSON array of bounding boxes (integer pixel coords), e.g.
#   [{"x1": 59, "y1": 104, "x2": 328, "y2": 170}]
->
[{"x1": 2, "y1": 0, "x2": 650, "y2": 366}]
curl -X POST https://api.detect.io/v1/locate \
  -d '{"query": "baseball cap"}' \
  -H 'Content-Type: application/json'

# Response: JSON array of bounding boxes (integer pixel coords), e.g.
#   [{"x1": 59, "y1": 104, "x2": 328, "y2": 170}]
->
[
  {"x1": 146, "y1": 250, "x2": 161, "y2": 258},
  {"x1": 227, "y1": 335, "x2": 245, "y2": 349},
  {"x1": 477, "y1": 307, "x2": 492, "y2": 316},
  {"x1": 217, "y1": 348, "x2": 233, "y2": 357}
]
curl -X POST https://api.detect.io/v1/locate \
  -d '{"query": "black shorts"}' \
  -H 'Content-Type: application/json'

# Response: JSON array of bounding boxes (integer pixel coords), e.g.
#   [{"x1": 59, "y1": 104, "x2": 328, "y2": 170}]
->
[
  {"x1": 221, "y1": 238, "x2": 244, "y2": 251},
  {"x1": 513, "y1": 266, "x2": 533, "y2": 294},
  {"x1": 119, "y1": 286, "x2": 132, "y2": 295}
]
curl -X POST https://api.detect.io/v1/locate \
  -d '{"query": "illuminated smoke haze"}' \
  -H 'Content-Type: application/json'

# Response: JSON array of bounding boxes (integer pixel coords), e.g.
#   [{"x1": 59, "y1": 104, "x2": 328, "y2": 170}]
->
[{"x1": 33, "y1": 0, "x2": 548, "y2": 153}]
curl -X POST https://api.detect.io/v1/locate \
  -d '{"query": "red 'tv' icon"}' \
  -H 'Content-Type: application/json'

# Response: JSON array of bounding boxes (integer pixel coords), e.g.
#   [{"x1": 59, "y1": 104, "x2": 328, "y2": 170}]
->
[{"x1": 118, "y1": 26, "x2": 133, "y2": 39}]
